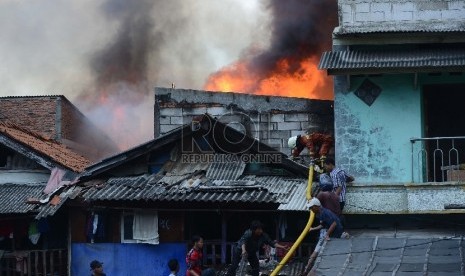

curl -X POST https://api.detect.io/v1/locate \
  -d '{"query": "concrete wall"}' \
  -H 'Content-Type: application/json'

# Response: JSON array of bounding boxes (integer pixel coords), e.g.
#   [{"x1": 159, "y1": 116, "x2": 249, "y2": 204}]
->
[
  {"x1": 346, "y1": 182, "x2": 465, "y2": 214},
  {"x1": 154, "y1": 87, "x2": 334, "y2": 156},
  {"x1": 334, "y1": 74, "x2": 422, "y2": 183},
  {"x1": 334, "y1": 72, "x2": 465, "y2": 184},
  {"x1": 339, "y1": 0, "x2": 465, "y2": 25}
]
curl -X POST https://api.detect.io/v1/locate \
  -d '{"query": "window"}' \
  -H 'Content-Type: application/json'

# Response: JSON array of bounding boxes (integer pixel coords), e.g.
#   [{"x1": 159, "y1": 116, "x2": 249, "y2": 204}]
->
[{"x1": 120, "y1": 211, "x2": 159, "y2": 244}]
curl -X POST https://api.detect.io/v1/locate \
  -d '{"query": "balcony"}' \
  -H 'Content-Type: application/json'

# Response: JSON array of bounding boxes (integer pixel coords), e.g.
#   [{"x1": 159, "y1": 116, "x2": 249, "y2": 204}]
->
[{"x1": 411, "y1": 136, "x2": 465, "y2": 183}]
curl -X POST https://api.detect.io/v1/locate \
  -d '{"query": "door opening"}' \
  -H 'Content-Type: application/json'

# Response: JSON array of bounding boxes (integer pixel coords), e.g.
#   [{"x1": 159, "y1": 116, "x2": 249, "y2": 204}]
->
[{"x1": 423, "y1": 83, "x2": 465, "y2": 181}]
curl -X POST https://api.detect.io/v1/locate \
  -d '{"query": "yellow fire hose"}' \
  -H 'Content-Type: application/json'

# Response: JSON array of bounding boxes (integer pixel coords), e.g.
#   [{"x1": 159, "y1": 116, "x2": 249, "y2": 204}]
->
[{"x1": 270, "y1": 162, "x2": 316, "y2": 276}]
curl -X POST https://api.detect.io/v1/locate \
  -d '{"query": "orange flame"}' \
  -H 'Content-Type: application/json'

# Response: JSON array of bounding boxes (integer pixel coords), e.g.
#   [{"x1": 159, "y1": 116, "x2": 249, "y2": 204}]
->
[{"x1": 204, "y1": 56, "x2": 333, "y2": 100}]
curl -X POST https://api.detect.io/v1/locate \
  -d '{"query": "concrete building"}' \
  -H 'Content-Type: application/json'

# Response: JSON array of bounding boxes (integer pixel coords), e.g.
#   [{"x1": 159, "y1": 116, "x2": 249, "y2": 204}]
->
[
  {"x1": 319, "y1": 0, "x2": 465, "y2": 214},
  {"x1": 154, "y1": 87, "x2": 334, "y2": 158}
]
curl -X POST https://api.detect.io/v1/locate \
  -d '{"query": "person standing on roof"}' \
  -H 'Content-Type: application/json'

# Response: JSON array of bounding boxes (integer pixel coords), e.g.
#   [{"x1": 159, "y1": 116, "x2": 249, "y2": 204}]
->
[{"x1": 288, "y1": 129, "x2": 333, "y2": 161}]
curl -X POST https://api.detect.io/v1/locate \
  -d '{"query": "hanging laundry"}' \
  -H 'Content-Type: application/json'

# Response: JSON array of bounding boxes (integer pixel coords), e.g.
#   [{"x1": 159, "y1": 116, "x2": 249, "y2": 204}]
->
[
  {"x1": 133, "y1": 211, "x2": 159, "y2": 244},
  {"x1": 28, "y1": 221, "x2": 40, "y2": 245},
  {"x1": 86, "y1": 212, "x2": 106, "y2": 243}
]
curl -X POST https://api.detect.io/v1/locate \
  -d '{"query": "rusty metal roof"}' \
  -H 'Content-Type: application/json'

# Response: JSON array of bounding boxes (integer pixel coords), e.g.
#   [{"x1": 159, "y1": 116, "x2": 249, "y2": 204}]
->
[
  {"x1": 319, "y1": 48, "x2": 465, "y2": 74},
  {"x1": 0, "y1": 122, "x2": 91, "y2": 172},
  {"x1": 0, "y1": 183, "x2": 44, "y2": 214}
]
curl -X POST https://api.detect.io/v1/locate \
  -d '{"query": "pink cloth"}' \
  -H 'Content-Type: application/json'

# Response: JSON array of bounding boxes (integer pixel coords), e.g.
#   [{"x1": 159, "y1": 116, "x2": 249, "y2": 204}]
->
[{"x1": 44, "y1": 167, "x2": 66, "y2": 194}]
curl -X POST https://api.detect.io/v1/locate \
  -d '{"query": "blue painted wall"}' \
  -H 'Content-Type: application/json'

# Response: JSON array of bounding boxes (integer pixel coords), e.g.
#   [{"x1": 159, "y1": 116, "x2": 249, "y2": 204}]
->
[
  {"x1": 334, "y1": 74, "x2": 422, "y2": 183},
  {"x1": 334, "y1": 73, "x2": 465, "y2": 183},
  {"x1": 72, "y1": 243, "x2": 187, "y2": 276}
]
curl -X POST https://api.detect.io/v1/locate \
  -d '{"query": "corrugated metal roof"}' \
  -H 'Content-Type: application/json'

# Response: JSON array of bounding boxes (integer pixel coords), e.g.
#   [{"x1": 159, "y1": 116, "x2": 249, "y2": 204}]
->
[
  {"x1": 81, "y1": 174, "x2": 277, "y2": 204},
  {"x1": 334, "y1": 21, "x2": 465, "y2": 35},
  {"x1": 0, "y1": 183, "x2": 44, "y2": 214},
  {"x1": 248, "y1": 176, "x2": 309, "y2": 211},
  {"x1": 319, "y1": 48, "x2": 465, "y2": 73},
  {"x1": 206, "y1": 154, "x2": 246, "y2": 180},
  {"x1": 77, "y1": 174, "x2": 307, "y2": 209},
  {"x1": 35, "y1": 185, "x2": 83, "y2": 218}
]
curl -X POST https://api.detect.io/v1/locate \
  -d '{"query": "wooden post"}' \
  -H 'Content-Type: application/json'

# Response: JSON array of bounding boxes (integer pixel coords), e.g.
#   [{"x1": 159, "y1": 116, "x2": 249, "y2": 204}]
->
[{"x1": 221, "y1": 215, "x2": 227, "y2": 264}]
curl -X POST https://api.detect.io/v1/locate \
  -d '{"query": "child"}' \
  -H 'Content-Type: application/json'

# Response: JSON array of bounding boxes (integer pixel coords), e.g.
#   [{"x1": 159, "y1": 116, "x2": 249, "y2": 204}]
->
[{"x1": 168, "y1": 259, "x2": 179, "y2": 276}]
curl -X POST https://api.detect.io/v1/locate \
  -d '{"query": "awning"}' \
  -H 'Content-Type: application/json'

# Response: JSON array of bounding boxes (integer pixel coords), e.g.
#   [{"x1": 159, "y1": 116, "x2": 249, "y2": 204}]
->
[{"x1": 318, "y1": 47, "x2": 465, "y2": 75}]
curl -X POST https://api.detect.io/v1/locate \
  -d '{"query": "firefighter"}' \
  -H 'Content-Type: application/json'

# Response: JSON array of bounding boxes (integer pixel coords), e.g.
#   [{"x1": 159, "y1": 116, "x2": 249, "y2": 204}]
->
[{"x1": 288, "y1": 130, "x2": 333, "y2": 161}]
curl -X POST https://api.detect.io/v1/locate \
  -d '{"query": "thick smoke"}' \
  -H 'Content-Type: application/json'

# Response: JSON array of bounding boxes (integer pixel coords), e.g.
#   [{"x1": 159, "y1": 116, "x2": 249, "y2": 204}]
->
[
  {"x1": 2, "y1": 0, "x2": 333, "y2": 155},
  {"x1": 73, "y1": 0, "x2": 268, "y2": 153},
  {"x1": 253, "y1": 0, "x2": 337, "y2": 74},
  {"x1": 205, "y1": 0, "x2": 338, "y2": 99}
]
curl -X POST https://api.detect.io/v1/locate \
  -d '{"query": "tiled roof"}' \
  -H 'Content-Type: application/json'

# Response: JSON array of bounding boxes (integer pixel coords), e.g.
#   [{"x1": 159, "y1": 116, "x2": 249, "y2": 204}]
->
[
  {"x1": 0, "y1": 122, "x2": 91, "y2": 172},
  {"x1": 319, "y1": 48, "x2": 465, "y2": 74},
  {"x1": 0, "y1": 183, "x2": 45, "y2": 214}
]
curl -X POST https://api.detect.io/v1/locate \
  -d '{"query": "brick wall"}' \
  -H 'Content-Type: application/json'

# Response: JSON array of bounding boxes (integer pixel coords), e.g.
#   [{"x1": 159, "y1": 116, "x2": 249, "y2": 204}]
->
[
  {"x1": 154, "y1": 88, "x2": 334, "y2": 156},
  {"x1": 0, "y1": 96, "x2": 118, "y2": 161},
  {"x1": 339, "y1": 0, "x2": 465, "y2": 25},
  {"x1": 0, "y1": 96, "x2": 58, "y2": 139}
]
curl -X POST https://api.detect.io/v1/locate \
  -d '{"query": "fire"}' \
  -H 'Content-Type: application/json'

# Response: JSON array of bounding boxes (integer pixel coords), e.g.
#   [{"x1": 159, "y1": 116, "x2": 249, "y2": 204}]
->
[{"x1": 204, "y1": 56, "x2": 333, "y2": 100}]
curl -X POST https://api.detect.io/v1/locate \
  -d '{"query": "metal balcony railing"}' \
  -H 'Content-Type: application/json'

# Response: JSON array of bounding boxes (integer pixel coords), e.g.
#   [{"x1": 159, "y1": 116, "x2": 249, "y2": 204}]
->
[{"x1": 411, "y1": 136, "x2": 465, "y2": 183}]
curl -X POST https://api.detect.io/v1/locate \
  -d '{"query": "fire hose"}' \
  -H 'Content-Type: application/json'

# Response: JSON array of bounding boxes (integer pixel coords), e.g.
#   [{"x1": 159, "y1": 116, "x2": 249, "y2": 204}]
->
[{"x1": 269, "y1": 159, "x2": 317, "y2": 276}]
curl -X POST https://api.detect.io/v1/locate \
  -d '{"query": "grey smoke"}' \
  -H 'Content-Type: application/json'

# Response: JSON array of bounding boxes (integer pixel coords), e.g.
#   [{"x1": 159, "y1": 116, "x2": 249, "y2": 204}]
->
[{"x1": 0, "y1": 0, "x2": 268, "y2": 152}]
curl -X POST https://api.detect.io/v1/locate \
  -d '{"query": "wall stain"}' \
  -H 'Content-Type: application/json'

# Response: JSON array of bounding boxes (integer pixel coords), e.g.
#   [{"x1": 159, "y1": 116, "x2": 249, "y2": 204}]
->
[{"x1": 336, "y1": 102, "x2": 394, "y2": 182}]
